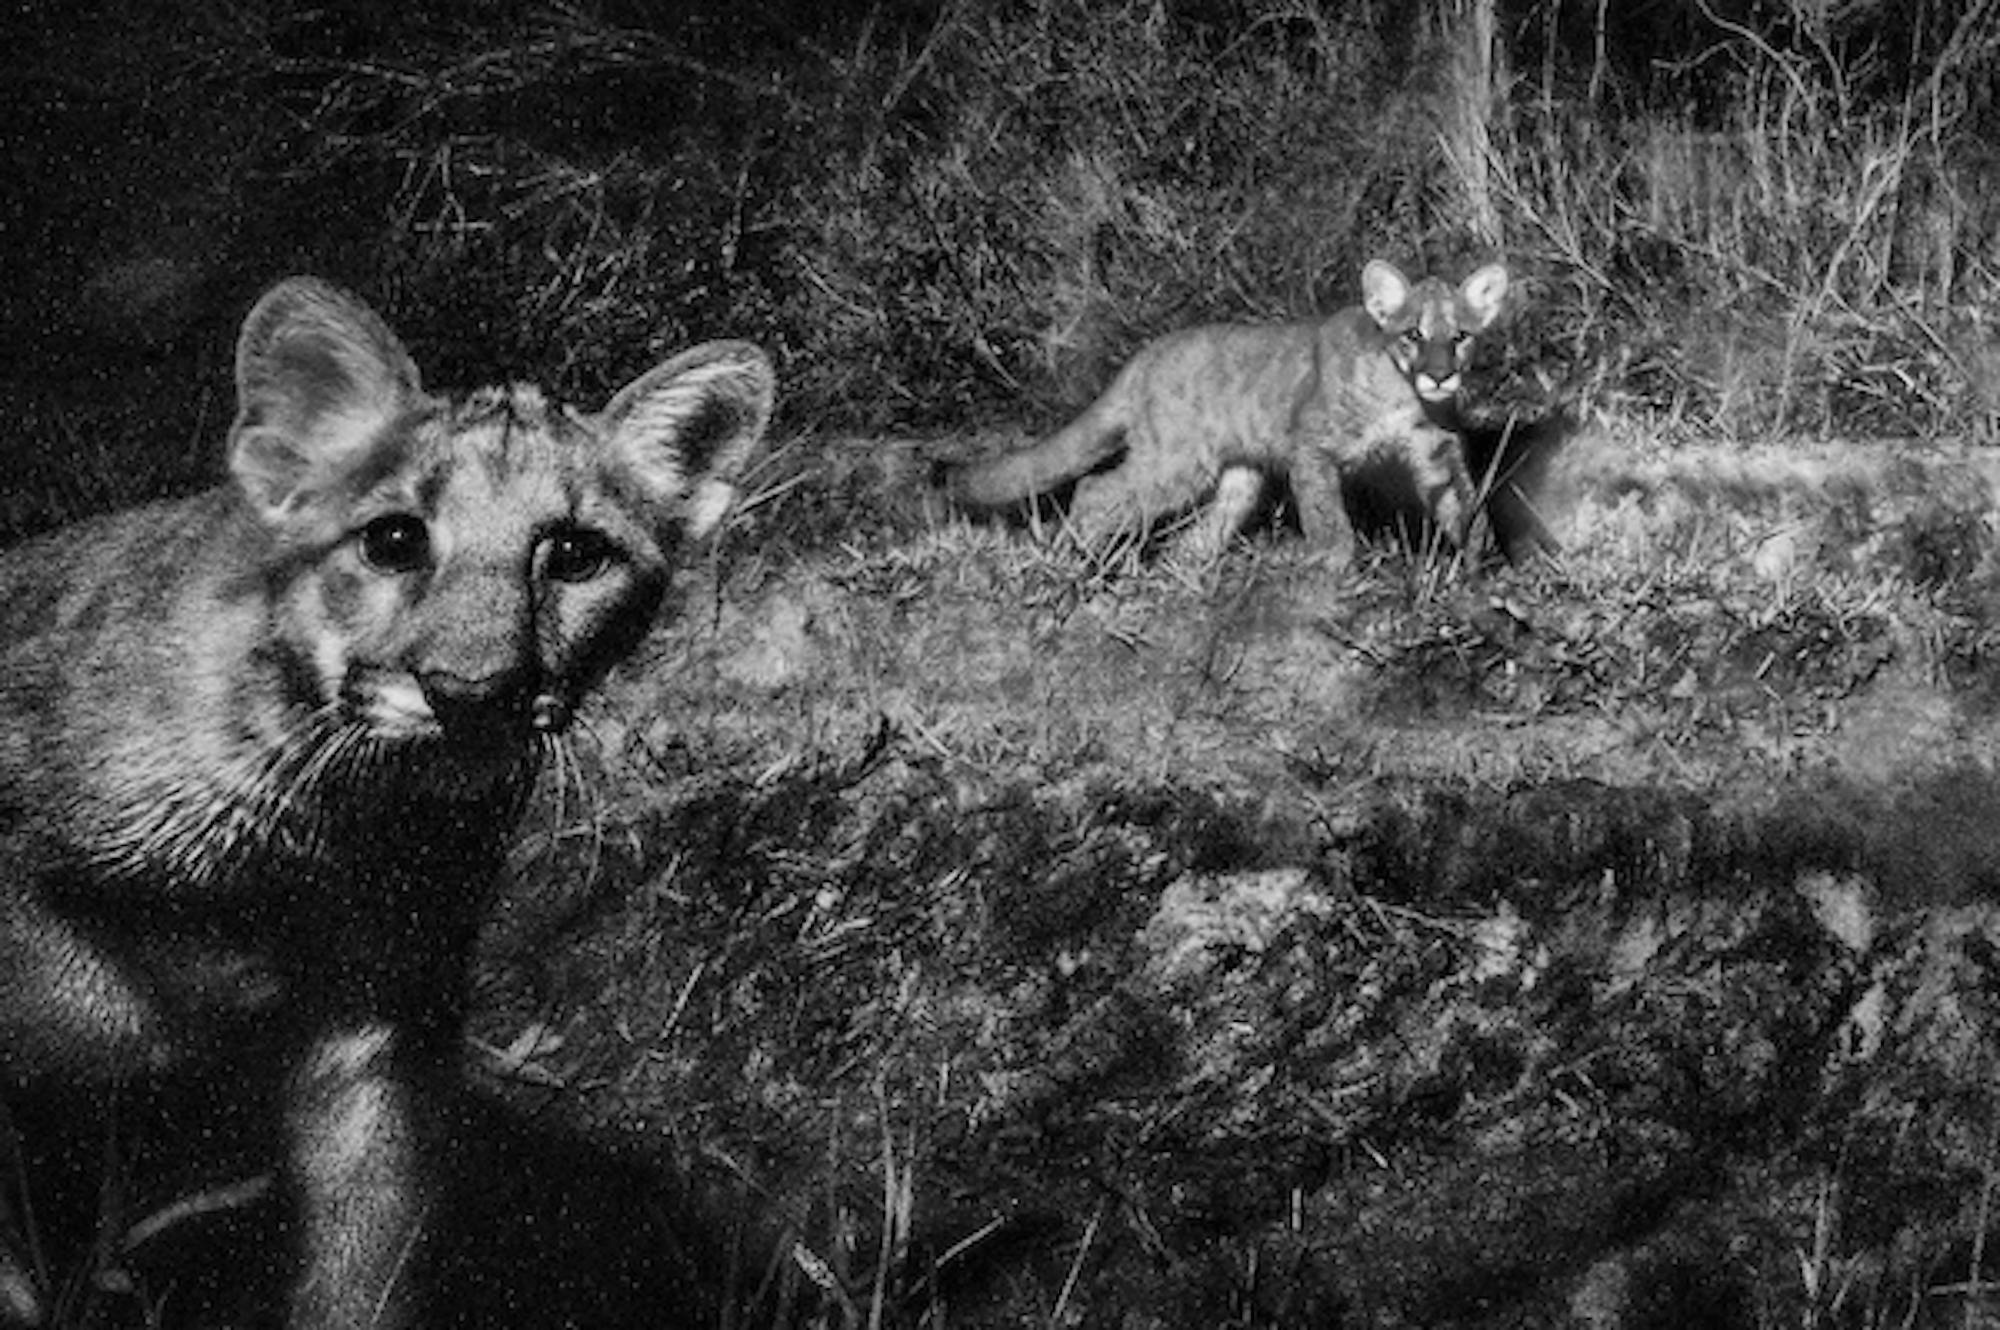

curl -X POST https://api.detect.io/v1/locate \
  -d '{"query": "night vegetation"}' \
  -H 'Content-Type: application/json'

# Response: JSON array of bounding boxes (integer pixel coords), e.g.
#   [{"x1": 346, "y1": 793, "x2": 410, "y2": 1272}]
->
[
  {"x1": 9, "y1": 2, "x2": 2000, "y2": 1326},
  {"x1": 9, "y1": 0, "x2": 2000, "y2": 522}
]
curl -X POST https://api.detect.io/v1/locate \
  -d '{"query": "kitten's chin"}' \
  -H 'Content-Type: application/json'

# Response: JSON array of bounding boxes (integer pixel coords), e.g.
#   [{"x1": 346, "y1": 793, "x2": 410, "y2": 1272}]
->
[{"x1": 402, "y1": 730, "x2": 538, "y2": 802}]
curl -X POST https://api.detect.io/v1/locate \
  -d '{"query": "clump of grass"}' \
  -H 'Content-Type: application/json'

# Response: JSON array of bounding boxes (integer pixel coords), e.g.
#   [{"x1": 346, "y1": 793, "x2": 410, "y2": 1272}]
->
[
  {"x1": 1478, "y1": 0, "x2": 2000, "y2": 438},
  {"x1": 15, "y1": 1, "x2": 2000, "y2": 451},
  {"x1": 781, "y1": 0, "x2": 1513, "y2": 430},
  {"x1": 140, "y1": 0, "x2": 1513, "y2": 432}
]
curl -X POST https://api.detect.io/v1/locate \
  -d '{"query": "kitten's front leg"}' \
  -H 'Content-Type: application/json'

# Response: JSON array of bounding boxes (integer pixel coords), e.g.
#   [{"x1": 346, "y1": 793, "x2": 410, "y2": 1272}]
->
[
  {"x1": 286, "y1": 1025, "x2": 429, "y2": 1330},
  {"x1": 1403, "y1": 423, "x2": 1477, "y2": 550},
  {"x1": 1288, "y1": 436, "x2": 1357, "y2": 564}
]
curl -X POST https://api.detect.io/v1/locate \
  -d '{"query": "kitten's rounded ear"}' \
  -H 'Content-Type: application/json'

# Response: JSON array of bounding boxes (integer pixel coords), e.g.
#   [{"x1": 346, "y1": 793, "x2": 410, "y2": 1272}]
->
[
  {"x1": 1457, "y1": 263, "x2": 1511, "y2": 331},
  {"x1": 228, "y1": 278, "x2": 423, "y2": 525},
  {"x1": 1361, "y1": 260, "x2": 1412, "y2": 328},
  {"x1": 602, "y1": 340, "x2": 776, "y2": 540}
]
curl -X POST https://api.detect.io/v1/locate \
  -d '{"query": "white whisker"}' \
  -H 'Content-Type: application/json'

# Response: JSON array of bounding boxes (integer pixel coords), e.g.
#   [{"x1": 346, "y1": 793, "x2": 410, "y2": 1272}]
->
[
  {"x1": 543, "y1": 729, "x2": 574, "y2": 834},
  {"x1": 549, "y1": 716, "x2": 612, "y2": 884},
  {"x1": 4, "y1": 273, "x2": 779, "y2": 1324}
]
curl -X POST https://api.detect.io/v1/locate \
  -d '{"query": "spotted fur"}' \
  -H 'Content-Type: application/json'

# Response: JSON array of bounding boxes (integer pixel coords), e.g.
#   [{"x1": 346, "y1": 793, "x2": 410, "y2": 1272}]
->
[
  {"x1": 944, "y1": 260, "x2": 1509, "y2": 559},
  {"x1": 0, "y1": 277, "x2": 774, "y2": 1327}
]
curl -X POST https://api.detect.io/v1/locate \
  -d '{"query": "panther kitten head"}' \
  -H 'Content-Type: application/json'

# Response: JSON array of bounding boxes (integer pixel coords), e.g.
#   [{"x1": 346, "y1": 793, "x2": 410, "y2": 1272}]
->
[{"x1": 224, "y1": 277, "x2": 776, "y2": 801}]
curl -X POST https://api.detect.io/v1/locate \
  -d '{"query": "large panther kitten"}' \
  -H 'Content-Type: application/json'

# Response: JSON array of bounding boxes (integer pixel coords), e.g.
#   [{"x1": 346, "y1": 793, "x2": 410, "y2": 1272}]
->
[{"x1": 0, "y1": 277, "x2": 774, "y2": 1328}]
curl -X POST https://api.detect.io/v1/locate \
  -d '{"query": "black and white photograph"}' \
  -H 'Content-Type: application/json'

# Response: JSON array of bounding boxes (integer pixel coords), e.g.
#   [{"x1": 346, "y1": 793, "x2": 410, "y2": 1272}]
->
[{"x1": 5, "y1": 1, "x2": 2000, "y2": 1325}]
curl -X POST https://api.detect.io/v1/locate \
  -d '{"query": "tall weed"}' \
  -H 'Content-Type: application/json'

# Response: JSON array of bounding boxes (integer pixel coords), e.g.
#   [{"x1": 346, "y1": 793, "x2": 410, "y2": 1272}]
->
[
  {"x1": 782, "y1": 0, "x2": 1485, "y2": 428},
  {"x1": 26, "y1": 0, "x2": 2000, "y2": 439},
  {"x1": 1483, "y1": 0, "x2": 2000, "y2": 437}
]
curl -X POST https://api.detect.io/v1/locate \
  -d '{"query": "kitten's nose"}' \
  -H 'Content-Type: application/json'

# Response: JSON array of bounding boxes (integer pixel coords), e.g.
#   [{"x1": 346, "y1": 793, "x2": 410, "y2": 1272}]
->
[{"x1": 417, "y1": 668, "x2": 535, "y2": 736}]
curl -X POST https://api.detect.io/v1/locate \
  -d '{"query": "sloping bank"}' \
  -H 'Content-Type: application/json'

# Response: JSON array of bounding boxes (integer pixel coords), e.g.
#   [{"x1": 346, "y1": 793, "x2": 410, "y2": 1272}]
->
[{"x1": 483, "y1": 429, "x2": 2000, "y2": 1326}]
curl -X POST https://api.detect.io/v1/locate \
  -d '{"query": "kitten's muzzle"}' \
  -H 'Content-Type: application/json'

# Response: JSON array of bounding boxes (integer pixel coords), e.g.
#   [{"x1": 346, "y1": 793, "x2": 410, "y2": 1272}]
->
[{"x1": 416, "y1": 669, "x2": 547, "y2": 736}]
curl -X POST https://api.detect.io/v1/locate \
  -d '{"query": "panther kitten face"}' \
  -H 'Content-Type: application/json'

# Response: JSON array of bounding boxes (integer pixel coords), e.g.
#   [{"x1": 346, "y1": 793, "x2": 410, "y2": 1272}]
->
[{"x1": 1364, "y1": 258, "x2": 1509, "y2": 410}]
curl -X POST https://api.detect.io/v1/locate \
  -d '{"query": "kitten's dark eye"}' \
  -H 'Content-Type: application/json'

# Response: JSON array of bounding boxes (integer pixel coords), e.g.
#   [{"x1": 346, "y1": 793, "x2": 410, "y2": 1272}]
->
[
  {"x1": 359, "y1": 515, "x2": 432, "y2": 573},
  {"x1": 543, "y1": 527, "x2": 615, "y2": 583}
]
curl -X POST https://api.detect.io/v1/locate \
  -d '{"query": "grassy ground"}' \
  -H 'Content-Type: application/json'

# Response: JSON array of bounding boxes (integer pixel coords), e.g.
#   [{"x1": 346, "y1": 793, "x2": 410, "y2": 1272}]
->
[
  {"x1": 10, "y1": 3, "x2": 2000, "y2": 1322},
  {"x1": 9, "y1": 315, "x2": 2000, "y2": 1326},
  {"x1": 443, "y1": 420, "x2": 2000, "y2": 1327}
]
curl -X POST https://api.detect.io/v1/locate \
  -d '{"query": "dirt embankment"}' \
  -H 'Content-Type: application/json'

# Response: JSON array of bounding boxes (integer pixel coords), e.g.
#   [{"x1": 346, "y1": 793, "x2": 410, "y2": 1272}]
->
[{"x1": 485, "y1": 428, "x2": 2000, "y2": 1327}]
